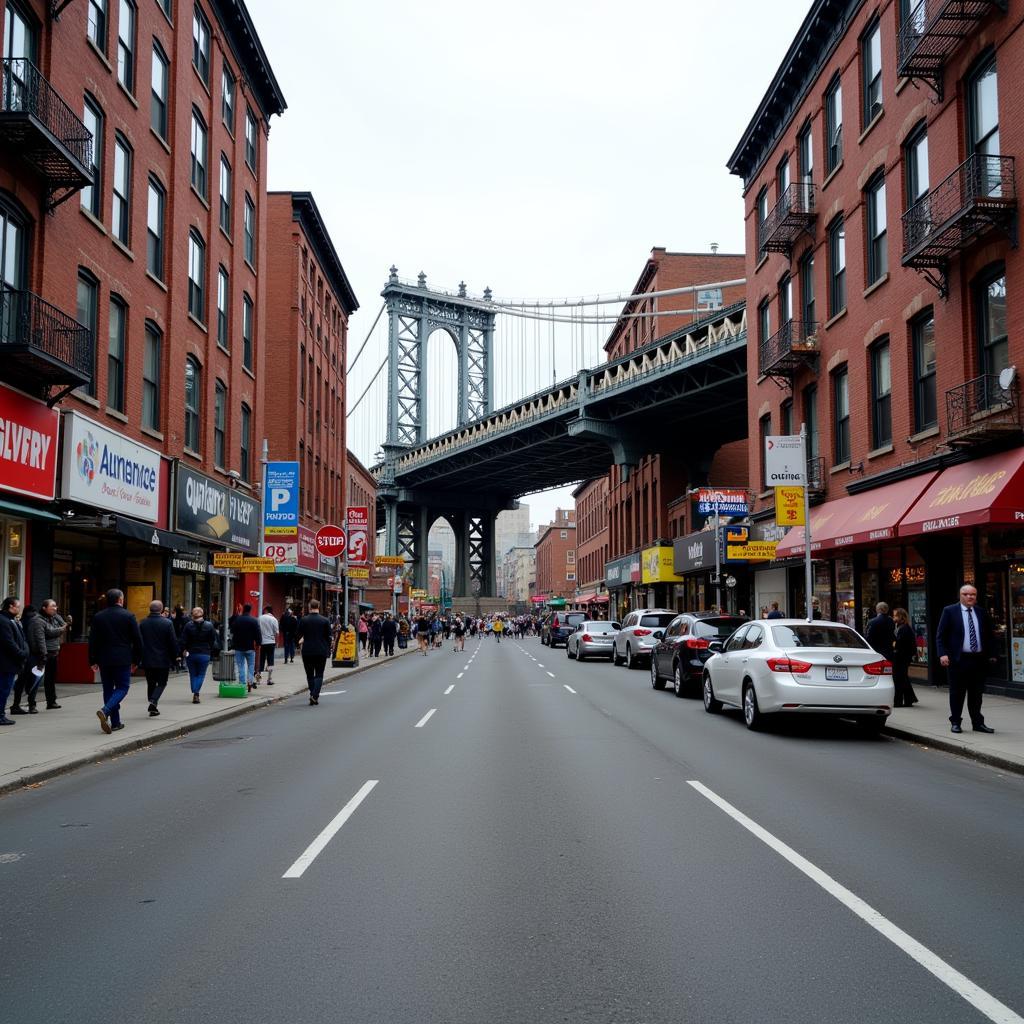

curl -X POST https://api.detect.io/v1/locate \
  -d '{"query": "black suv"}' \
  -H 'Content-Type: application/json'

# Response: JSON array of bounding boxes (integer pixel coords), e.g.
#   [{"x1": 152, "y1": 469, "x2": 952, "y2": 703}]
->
[
  {"x1": 649, "y1": 612, "x2": 747, "y2": 696},
  {"x1": 541, "y1": 611, "x2": 586, "y2": 648}
]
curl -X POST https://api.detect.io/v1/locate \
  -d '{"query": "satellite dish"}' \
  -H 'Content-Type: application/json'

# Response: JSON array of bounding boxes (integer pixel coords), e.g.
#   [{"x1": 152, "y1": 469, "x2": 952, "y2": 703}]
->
[{"x1": 999, "y1": 366, "x2": 1017, "y2": 391}]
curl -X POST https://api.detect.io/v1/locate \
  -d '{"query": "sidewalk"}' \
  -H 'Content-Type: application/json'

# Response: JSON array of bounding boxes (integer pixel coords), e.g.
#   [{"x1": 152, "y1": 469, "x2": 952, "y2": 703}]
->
[{"x1": 0, "y1": 646, "x2": 413, "y2": 796}]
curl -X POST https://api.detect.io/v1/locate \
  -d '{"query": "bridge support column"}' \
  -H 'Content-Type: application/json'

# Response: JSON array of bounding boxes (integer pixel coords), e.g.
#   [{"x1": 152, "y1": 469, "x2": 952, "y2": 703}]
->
[
  {"x1": 453, "y1": 511, "x2": 471, "y2": 599},
  {"x1": 415, "y1": 505, "x2": 432, "y2": 591}
]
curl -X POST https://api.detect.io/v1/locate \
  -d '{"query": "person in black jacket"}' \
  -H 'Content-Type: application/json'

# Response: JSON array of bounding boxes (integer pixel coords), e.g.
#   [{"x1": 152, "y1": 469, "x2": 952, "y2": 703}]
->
[
  {"x1": 179, "y1": 607, "x2": 220, "y2": 704},
  {"x1": 280, "y1": 607, "x2": 298, "y2": 663},
  {"x1": 140, "y1": 600, "x2": 180, "y2": 716},
  {"x1": 90, "y1": 589, "x2": 144, "y2": 734},
  {"x1": 865, "y1": 602, "x2": 895, "y2": 661},
  {"x1": 936, "y1": 583, "x2": 996, "y2": 734},
  {"x1": 0, "y1": 597, "x2": 30, "y2": 726},
  {"x1": 891, "y1": 607, "x2": 919, "y2": 708},
  {"x1": 381, "y1": 613, "x2": 398, "y2": 656},
  {"x1": 297, "y1": 599, "x2": 332, "y2": 705}
]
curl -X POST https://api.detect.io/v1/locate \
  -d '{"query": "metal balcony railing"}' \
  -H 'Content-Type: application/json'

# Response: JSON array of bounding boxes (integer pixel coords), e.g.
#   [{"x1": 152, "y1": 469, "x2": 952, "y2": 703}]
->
[
  {"x1": 946, "y1": 373, "x2": 1022, "y2": 444},
  {"x1": 758, "y1": 182, "x2": 816, "y2": 256},
  {"x1": 0, "y1": 58, "x2": 92, "y2": 205},
  {"x1": 759, "y1": 319, "x2": 820, "y2": 381},
  {"x1": 0, "y1": 287, "x2": 94, "y2": 396}
]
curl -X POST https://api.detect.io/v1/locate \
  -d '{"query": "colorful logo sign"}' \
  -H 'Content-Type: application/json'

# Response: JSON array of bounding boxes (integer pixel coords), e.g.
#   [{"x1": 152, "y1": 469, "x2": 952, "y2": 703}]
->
[
  {"x1": 75, "y1": 430, "x2": 99, "y2": 484},
  {"x1": 346, "y1": 506, "x2": 370, "y2": 566},
  {"x1": 697, "y1": 488, "x2": 748, "y2": 516},
  {"x1": 263, "y1": 461, "x2": 299, "y2": 536}
]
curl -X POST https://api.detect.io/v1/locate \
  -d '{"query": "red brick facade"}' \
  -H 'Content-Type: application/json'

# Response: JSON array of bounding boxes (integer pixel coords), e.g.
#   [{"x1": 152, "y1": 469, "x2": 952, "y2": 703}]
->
[
  {"x1": 534, "y1": 510, "x2": 577, "y2": 598},
  {"x1": 572, "y1": 477, "x2": 608, "y2": 595}
]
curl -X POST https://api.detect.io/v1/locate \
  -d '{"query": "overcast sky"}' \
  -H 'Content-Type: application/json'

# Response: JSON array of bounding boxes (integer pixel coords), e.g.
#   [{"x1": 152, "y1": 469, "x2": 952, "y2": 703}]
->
[{"x1": 247, "y1": 0, "x2": 811, "y2": 530}]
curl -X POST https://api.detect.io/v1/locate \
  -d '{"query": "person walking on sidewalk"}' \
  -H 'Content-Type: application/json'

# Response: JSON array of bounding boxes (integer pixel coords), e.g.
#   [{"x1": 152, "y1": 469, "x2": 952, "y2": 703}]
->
[
  {"x1": 0, "y1": 597, "x2": 29, "y2": 727},
  {"x1": 891, "y1": 607, "x2": 919, "y2": 709},
  {"x1": 936, "y1": 584, "x2": 997, "y2": 735},
  {"x1": 865, "y1": 602, "x2": 895, "y2": 663},
  {"x1": 140, "y1": 600, "x2": 179, "y2": 716},
  {"x1": 229, "y1": 604, "x2": 261, "y2": 692},
  {"x1": 257, "y1": 605, "x2": 279, "y2": 685},
  {"x1": 180, "y1": 607, "x2": 219, "y2": 704},
  {"x1": 381, "y1": 613, "x2": 397, "y2": 656},
  {"x1": 369, "y1": 615, "x2": 383, "y2": 658},
  {"x1": 297, "y1": 599, "x2": 331, "y2": 705},
  {"x1": 90, "y1": 589, "x2": 143, "y2": 734},
  {"x1": 280, "y1": 606, "x2": 298, "y2": 664}
]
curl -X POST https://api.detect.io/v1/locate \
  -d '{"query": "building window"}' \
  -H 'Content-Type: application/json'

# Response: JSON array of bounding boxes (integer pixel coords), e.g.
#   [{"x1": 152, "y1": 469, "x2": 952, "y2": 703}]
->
[
  {"x1": 757, "y1": 298, "x2": 770, "y2": 344},
  {"x1": 213, "y1": 379, "x2": 226, "y2": 467},
  {"x1": 146, "y1": 177, "x2": 164, "y2": 279},
  {"x1": 968, "y1": 52, "x2": 1001, "y2": 198},
  {"x1": 111, "y1": 135, "x2": 131, "y2": 245},
  {"x1": 799, "y1": 250, "x2": 815, "y2": 324},
  {"x1": 243, "y1": 194, "x2": 255, "y2": 265},
  {"x1": 759, "y1": 413, "x2": 771, "y2": 489},
  {"x1": 157, "y1": 0, "x2": 171, "y2": 16},
  {"x1": 184, "y1": 356, "x2": 200, "y2": 452},
  {"x1": 833, "y1": 366, "x2": 850, "y2": 464},
  {"x1": 192, "y1": 4, "x2": 210, "y2": 83},
  {"x1": 781, "y1": 399, "x2": 793, "y2": 436},
  {"x1": 240, "y1": 403, "x2": 251, "y2": 483},
  {"x1": 779, "y1": 273, "x2": 792, "y2": 324},
  {"x1": 81, "y1": 98, "x2": 103, "y2": 217},
  {"x1": 905, "y1": 122, "x2": 929, "y2": 209},
  {"x1": 756, "y1": 186, "x2": 768, "y2": 259},
  {"x1": 828, "y1": 216, "x2": 846, "y2": 316},
  {"x1": 76, "y1": 270, "x2": 99, "y2": 397},
  {"x1": 242, "y1": 292, "x2": 253, "y2": 370},
  {"x1": 798, "y1": 120, "x2": 813, "y2": 183},
  {"x1": 116, "y1": 0, "x2": 135, "y2": 91},
  {"x1": 870, "y1": 338, "x2": 891, "y2": 449},
  {"x1": 221, "y1": 66, "x2": 235, "y2": 133},
  {"x1": 245, "y1": 107, "x2": 258, "y2": 172},
  {"x1": 187, "y1": 230, "x2": 205, "y2": 322},
  {"x1": 861, "y1": 19, "x2": 882, "y2": 126},
  {"x1": 190, "y1": 109, "x2": 208, "y2": 198},
  {"x1": 804, "y1": 384, "x2": 819, "y2": 460},
  {"x1": 776, "y1": 155, "x2": 790, "y2": 199},
  {"x1": 219, "y1": 155, "x2": 231, "y2": 234},
  {"x1": 977, "y1": 264, "x2": 1008, "y2": 378},
  {"x1": 208, "y1": 269, "x2": 225, "y2": 352},
  {"x1": 912, "y1": 309, "x2": 936, "y2": 432},
  {"x1": 150, "y1": 42, "x2": 168, "y2": 139},
  {"x1": 105, "y1": 296, "x2": 126, "y2": 412},
  {"x1": 825, "y1": 74, "x2": 842, "y2": 174},
  {"x1": 865, "y1": 173, "x2": 887, "y2": 285},
  {"x1": 143, "y1": 322, "x2": 160, "y2": 431},
  {"x1": 87, "y1": 0, "x2": 107, "y2": 52}
]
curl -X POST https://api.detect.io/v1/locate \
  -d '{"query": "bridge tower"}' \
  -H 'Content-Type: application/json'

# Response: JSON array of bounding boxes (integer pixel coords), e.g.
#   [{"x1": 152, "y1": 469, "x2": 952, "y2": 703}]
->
[{"x1": 378, "y1": 268, "x2": 504, "y2": 601}]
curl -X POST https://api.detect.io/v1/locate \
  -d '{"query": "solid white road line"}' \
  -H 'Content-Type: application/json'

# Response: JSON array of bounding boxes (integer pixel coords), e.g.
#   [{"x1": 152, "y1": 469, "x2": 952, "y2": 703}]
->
[
  {"x1": 546, "y1": 671, "x2": 555, "y2": 678},
  {"x1": 415, "y1": 709, "x2": 437, "y2": 728},
  {"x1": 282, "y1": 780, "x2": 378, "y2": 879},
  {"x1": 687, "y1": 780, "x2": 1024, "y2": 1024},
  {"x1": 318, "y1": 690, "x2": 347, "y2": 695},
  {"x1": 444, "y1": 684, "x2": 455, "y2": 695},
  {"x1": 563, "y1": 684, "x2": 576, "y2": 694},
  {"x1": 457, "y1": 672, "x2": 464, "y2": 679}
]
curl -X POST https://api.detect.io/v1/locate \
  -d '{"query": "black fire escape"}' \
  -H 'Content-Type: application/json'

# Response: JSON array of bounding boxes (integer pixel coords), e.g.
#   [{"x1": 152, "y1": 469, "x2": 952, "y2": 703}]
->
[
  {"x1": 759, "y1": 319, "x2": 821, "y2": 389},
  {"x1": 758, "y1": 182, "x2": 817, "y2": 258}
]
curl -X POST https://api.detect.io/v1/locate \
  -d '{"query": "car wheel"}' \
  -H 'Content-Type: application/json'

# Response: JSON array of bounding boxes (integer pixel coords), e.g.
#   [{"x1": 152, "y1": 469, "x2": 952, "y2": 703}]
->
[
  {"x1": 858, "y1": 716, "x2": 885, "y2": 736},
  {"x1": 578, "y1": 651, "x2": 586, "y2": 662},
  {"x1": 703, "y1": 672, "x2": 722, "y2": 714},
  {"x1": 650, "y1": 657, "x2": 665, "y2": 690},
  {"x1": 566, "y1": 644, "x2": 573, "y2": 659},
  {"x1": 673, "y1": 662, "x2": 687, "y2": 698},
  {"x1": 613, "y1": 646, "x2": 624, "y2": 666},
  {"x1": 626, "y1": 645, "x2": 638, "y2": 670},
  {"x1": 743, "y1": 681, "x2": 763, "y2": 731}
]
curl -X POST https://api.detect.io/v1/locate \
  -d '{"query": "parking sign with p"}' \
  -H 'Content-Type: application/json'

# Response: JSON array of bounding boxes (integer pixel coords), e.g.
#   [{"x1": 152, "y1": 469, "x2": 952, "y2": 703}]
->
[{"x1": 263, "y1": 461, "x2": 299, "y2": 535}]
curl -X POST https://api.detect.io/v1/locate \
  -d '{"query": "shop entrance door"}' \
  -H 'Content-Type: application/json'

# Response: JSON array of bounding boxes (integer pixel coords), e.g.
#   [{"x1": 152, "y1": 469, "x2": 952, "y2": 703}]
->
[{"x1": 981, "y1": 568, "x2": 1009, "y2": 681}]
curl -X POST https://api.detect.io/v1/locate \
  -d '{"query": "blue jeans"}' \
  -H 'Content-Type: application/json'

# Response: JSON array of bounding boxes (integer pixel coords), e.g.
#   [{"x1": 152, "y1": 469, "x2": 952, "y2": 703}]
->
[
  {"x1": 186, "y1": 653, "x2": 210, "y2": 695},
  {"x1": 0, "y1": 671, "x2": 16, "y2": 716},
  {"x1": 234, "y1": 649, "x2": 255, "y2": 687},
  {"x1": 100, "y1": 664, "x2": 132, "y2": 727},
  {"x1": 283, "y1": 636, "x2": 296, "y2": 662}
]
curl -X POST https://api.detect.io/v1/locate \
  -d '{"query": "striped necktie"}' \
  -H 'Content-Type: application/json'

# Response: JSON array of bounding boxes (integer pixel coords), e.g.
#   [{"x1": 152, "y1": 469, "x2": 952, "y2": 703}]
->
[{"x1": 967, "y1": 606, "x2": 979, "y2": 653}]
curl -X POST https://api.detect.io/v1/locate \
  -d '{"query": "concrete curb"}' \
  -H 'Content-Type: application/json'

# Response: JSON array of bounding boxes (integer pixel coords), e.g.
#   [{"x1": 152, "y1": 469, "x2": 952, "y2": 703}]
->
[
  {"x1": 884, "y1": 723, "x2": 1024, "y2": 776},
  {"x1": 0, "y1": 650, "x2": 413, "y2": 797}
]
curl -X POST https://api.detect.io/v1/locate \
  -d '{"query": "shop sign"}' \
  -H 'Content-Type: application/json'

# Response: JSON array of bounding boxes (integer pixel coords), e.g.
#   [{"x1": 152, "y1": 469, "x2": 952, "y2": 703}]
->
[
  {"x1": 212, "y1": 552, "x2": 244, "y2": 569},
  {"x1": 697, "y1": 488, "x2": 748, "y2": 516},
  {"x1": 60, "y1": 411, "x2": 160, "y2": 521},
  {"x1": 298, "y1": 527, "x2": 319, "y2": 570},
  {"x1": 263, "y1": 538, "x2": 298, "y2": 566},
  {"x1": 605, "y1": 559, "x2": 623, "y2": 586},
  {"x1": 171, "y1": 553, "x2": 205, "y2": 574},
  {"x1": 333, "y1": 628, "x2": 358, "y2": 666},
  {"x1": 346, "y1": 506, "x2": 370, "y2": 566},
  {"x1": 375, "y1": 555, "x2": 405, "y2": 567},
  {"x1": 0, "y1": 383, "x2": 59, "y2": 500},
  {"x1": 775, "y1": 486, "x2": 805, "y2": 526},
  {"x1": 242, "y1": 556, "x2": 277, "y2": 573},
  {"x1": 174, "y1": 465, "x2": 260, "y2": 551},
  {"x1": 411, "y1": 588, "x2": 428, "y2": 598},
  {"x1": 674, "y1": 531, "x2": 713, "y2": 573},
  {"x1": 263, "y1": 461, "x2": 299, "y2": 536},
  {"x1": 727, "y1": 541, "x2": 778, "y2": 562},
  {"x1": 764, "y1": 435, "x2": 806, "y2": 486},
  {"x1": 626, "y1": 554, "x2": 641, "y2": 583},
  {"x1": 753, "y1": 521, "x2": 789, "y2": 544},
  {"x1": 347, "y1": 567, "x2": 370, "y2": 580},
  {"x1": 642, "y1": 546, "x2": 682, "y2": 583},
  {"x1": 319, "y1": 553, "x2": 337, "y2": 575}
]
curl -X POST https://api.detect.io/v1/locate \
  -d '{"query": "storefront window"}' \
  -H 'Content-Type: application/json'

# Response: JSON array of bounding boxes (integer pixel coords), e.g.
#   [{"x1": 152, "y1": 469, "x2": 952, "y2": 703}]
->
[
  {"x1": 1010, "y1": 564, "x2": 1024, "y2": 683},
  {"x1": 813, "y1": 561, "x2": 832, "y2": 620},
  {"x1": 835, "y1": 558, "x2": 854, "y2": 627},
  {"x1": 982, "y1": 568, "x2": 1008, "y2": 681},
  {"x1": 3, "y1": 518, "x2": 26, "y2": 599}
]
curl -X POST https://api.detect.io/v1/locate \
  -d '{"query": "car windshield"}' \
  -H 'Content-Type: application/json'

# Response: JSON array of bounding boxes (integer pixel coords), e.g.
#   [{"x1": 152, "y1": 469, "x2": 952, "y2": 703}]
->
[
  {"x1": 585, "y1": 622, "x2": 616, "y2": 633},
  {"x1": 564, "y1": 613, "x2": 585, "y2": 627},
  {"x1": 771, "y1": 624, "x2": 870, "y2": 649},
  {"x1": 640, "y1": 614, "x2": 675, "y2": 627},
  {"x1": 693, "y1": 617, "x2": 746, "y2": 639}
]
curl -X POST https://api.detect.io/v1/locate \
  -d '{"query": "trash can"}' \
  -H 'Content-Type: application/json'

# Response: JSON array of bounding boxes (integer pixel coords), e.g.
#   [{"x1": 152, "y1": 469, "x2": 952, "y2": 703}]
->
[{"x1": 214, "y1": 652, "x2": 247, "y2": 698}]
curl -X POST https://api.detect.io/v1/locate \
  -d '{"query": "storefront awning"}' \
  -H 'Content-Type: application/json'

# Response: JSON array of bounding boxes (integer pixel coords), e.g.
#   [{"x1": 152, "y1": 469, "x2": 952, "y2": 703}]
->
[
  {"x1": 900, "y1": 446, "x2": 1024, "y2": 537},
  {"x1": 0, "y1": 498, "x2": 60, "y2": 522},
  {"x1": 588, "y1": 594, "x2": 610, "y2": 604},
  {"x1": 111, "y1": 515, "x2": 193, "y2": 551}
]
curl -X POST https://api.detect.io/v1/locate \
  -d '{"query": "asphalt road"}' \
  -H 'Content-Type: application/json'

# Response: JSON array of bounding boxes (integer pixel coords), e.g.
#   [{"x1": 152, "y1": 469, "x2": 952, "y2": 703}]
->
[{"x1": 2, "y1": 635, "x2": 1023, "y2": 1024}]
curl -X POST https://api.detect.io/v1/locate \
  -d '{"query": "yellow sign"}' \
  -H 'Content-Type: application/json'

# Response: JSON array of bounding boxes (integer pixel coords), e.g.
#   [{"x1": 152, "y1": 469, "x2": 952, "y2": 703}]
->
[
  {"x1": 241, "y1": 557, "x2": 277, "y2": 573},
  {"x1": 642, "y1": 546, "x2": 681, "y2": 584},
  {"x1": 727, "y1": 541, "x2": 779, "y2": 562},
  {"x1": 411, "y1": 588, "x2": 428, "y2": 599},
  {"x1": 333, "y1": 628, "x2": 357, "y2": 664},
  {"x1": 347, "y1": 567, "x2": 370, "y2": 580},
  {"x1": 212, "y1": 552, "x2": 243, "y2": 569},
  {"x1": 375, "y1": 555, "x2": 405, "y2": 567},
  {"x1": 265, "y1": 526, "x2": 298, "y2": 536},
  {"x1": 775, "y1": 486, "x2": 805, "y2": 526}
]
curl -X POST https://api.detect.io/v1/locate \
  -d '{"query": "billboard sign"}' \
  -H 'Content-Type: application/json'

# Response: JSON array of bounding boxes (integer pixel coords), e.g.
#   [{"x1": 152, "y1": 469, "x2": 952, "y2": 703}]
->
[
  {"x1": 0, "y1": 384, "x2": 59, "y2": 501},
  {"x1": 263, "y1": 461, "x2": 299, "y2": 535},
  {"x1": 174, "y1": 465, "x2": 260, "y2": 551},
  {"x1": 764, "y1": 435, "x2": 806, "y2": 486},
  {"x1": 697, "y1": 488, "x2": 748, "y2": 516},
  {"x1": 346, "y1": 506, "x2": 370, "y2": 566}
]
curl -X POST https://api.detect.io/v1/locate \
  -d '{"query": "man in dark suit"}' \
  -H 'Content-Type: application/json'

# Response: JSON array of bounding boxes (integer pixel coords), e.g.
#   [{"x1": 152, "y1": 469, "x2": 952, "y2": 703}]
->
[
  {"x1": 865, "y1": 602, "x2": 895, "y2": 661},
  {"x1": 297, "y1": 599, "x2": 332, "y2": 706},
  {"x1": 766, "y1": 602, "x2": 784, "y2": 620},
  {"x1": 0, "y1": 597, "x2": 29, "y2": 726},
  {"x1": 140, "y1": 600, "x2": 180, "y2": 716},
  {"x1": 935, "y1": 583, "x2": 996, "y2": 734},
  {"x1": 89, "y1": 589, "x2": 144, "y2": 734}
]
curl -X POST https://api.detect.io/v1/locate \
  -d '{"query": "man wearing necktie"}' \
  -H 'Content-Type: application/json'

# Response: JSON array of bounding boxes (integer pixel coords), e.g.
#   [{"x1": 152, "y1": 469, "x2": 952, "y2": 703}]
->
[{"x1": 935, "y1": 584, "x2": 996, "y2": 735}]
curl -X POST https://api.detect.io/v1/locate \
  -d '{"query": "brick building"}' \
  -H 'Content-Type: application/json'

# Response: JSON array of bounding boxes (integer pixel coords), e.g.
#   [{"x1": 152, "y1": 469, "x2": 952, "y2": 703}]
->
[
  {"x1": 534, "y1": 509, "x2": 576, "y2": 601},
  {"x1": 262, "y1": 191, "x2": 357, "y2": 617},
  {"x1": 0, "y1": 0, "x2": 284, "y2": 677},
  {"x1": 728, "y1": 0, "x2": 1024, "y2": 695},
  {"x1": 572, "y1": 477, "x2": 609, "y2": 611},
  {"x1": 348, "y1": 452, "x2": 394, "y2": 615}
]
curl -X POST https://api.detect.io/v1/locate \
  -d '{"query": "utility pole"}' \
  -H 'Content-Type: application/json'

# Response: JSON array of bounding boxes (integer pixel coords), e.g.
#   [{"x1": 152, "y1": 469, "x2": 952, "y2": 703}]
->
[{"x1": 257, "y1": 438, "x2": 268, "y2": 615}]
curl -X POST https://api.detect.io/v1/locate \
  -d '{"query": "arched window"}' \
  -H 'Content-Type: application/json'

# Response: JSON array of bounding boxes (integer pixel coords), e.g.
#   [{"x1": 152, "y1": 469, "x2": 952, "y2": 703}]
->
[{"x1": 184, "y1": 356, "x2": 201, "y2": 452}]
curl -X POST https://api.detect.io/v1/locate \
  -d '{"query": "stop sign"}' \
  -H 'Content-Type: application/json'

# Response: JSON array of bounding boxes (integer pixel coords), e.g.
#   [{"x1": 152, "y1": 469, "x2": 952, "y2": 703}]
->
[{"x1": 315, "y1": 525, "x2": 346, "y2": 558}]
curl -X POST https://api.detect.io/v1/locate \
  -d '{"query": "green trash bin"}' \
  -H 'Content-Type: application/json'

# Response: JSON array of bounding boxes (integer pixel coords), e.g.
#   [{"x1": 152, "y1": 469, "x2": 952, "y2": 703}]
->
[{"x1": 214, "y1": 653, "x2": 246, "y2": 698}]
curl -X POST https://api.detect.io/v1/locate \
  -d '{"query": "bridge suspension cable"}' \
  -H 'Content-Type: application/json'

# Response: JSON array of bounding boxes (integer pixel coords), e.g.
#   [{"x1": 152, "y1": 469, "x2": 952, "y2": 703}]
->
[
  {"x1": 487, "y1": 277, "x2": 746, "y2": 310},
  {"x1": 346, "y1": 302, "x2": 385, "y2": 373}
]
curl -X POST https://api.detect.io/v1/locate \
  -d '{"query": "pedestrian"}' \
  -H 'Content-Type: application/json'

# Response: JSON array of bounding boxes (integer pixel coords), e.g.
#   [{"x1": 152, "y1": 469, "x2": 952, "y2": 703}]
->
[
  {"x1": 139, "y1": 600, "x2": 179, "y2": 716},
  {"x1": 257, "y1": 604, "x2": 280, "y2": 685},
  {"x1": 357, "y1": 614, "x2": 369, "y2": 651},
  {"x1": 398, "y1": 616, "x2": 410, "y2": 649},
  {"x1": 297, "y1": 599, "x2": 332, "y2": 705},
  {"x1": 369, "y1": 614, "x2": 383, "y2": 657},
  {"x1": 493, "y1": 616, "x2": 504, "y2": 643},
  {"x1": 865, "y1": 602, "x2": 895, "y2": 662},
  {"x1": 280, "y1": 606, "x2": 298, "y2": 663},
  {"x1": 381, "y1": 613, "x2": 397, "y2": 656},
  {"x1": 15, "y1": 600, "x2": 69, "y2": 714},
  {"x1": 0, "y1": 597, "x2": 29, "y2": 727},
  {"x1": 766, "y1": 601, "x2": 784, "y2": 620},
  {"x1": 172, "y1": 605, "x2": 188, "y2": 672},
  {"x1": 891, "y1": 607, "x2": 919, "y2": 709},
  {"x1": 416, "y1": 612, "x2": 430, "y2": 655},
  {"x1": 229, "y1": 603, "x2": 262, "y2": 692},
  {"x1": 90, "y1": 588, "x2": 143, "y2": 734},
  {"x1": 179, "y1": 607, "x2": 219, "y2": 704},
  {"x1": 936, "y1": 583, "x2": 996, "y2": 734},
  {"x1": 453, "y1": 616, "x2": 465, "y2": 652}
]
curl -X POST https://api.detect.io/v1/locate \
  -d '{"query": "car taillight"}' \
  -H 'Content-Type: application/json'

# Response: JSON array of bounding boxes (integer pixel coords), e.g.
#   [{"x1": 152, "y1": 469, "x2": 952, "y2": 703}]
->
[
  {"x1": 766, "y1": 657, "x2": 813, "y2": 674},
  {"x1": 633, "y1": 628, "x2": 652, "y2": 637},
  {"x1": 684, "y1": 638, "x2": 709, "y2": 649},
  {"x1": 864, "y1": 660, "x2": 893, "y2": 675},
  {"x1": 552, "y1": 616, "x2": 559, "y2": 628},
  {"x1": 581, "y1": 633, "x2": 592, "y2": 642}
]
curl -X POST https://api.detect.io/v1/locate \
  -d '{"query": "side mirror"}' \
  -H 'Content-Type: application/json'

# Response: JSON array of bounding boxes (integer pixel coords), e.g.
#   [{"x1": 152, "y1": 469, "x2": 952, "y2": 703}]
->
[
  {"x1": 708, "y1": 640, "x2": 724, "y2": 653},
  {"x1": 653, "y1": 630, "x2": 665, "y2": 640},
  {"x1": 611, "y1": 623, "x2": 621, "y2": 630}
]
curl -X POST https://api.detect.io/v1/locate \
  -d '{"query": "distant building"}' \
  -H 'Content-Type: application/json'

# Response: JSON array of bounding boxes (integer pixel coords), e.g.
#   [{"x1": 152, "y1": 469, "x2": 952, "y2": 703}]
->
[{"x1": 534, "y1": 509, "x2": 577, "y2": 599}]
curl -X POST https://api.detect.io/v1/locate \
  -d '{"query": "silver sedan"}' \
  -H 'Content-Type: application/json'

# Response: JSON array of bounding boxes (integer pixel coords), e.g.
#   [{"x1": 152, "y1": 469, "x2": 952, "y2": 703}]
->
[{"x1": 566, "y1": 621, "x2": 620, "y2": 662}]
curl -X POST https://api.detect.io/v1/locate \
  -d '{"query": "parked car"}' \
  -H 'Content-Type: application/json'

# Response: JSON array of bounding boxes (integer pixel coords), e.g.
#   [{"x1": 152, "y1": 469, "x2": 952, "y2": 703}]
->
[
  {"x1": 701, "y1": 619, "x2": 894, "y2": 732},
  {"x1": 566, "y1": 620, "x2": 620, "y2": 661},
  {"x1": 541, "y1": 611, "x2": 586, "y2": 648},
  {"x1": 613, "y1": 609, "x2": 676, "y2": 669},
  {"x1": 650, "y1": 612, "x2": 747, "y2": 696}
]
